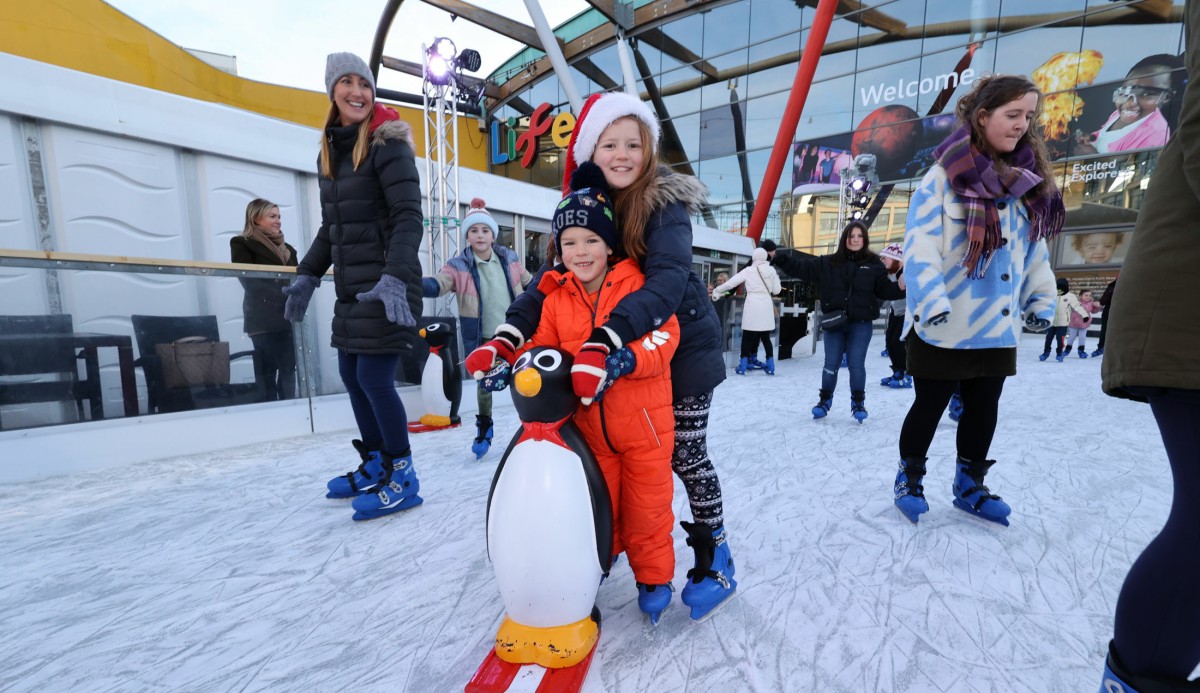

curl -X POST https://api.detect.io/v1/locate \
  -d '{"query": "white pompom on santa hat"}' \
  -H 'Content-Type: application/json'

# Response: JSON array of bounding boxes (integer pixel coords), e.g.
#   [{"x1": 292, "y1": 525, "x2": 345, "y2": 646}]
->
[{"x1": 561, "y1": 91, "x2": 661, "y2": 194}]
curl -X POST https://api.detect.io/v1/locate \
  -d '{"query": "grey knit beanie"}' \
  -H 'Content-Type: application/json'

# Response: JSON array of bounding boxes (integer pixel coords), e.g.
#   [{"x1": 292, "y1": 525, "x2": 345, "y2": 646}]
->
[{"x1": 324, "y1": 52, "x2": 375, "y2": 99}]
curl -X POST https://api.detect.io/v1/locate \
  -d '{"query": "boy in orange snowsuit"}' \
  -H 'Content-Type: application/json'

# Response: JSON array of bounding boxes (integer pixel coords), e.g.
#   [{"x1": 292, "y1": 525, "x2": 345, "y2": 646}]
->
[{"x1": 518, "y1": 167, "x2": 678, "y2": 616}]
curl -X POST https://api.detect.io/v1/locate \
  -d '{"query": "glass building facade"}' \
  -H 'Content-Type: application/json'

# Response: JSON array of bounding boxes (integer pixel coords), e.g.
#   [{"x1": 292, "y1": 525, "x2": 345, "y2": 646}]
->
[{"x1": 486, "y1": 0, "x2": 1186, "y2": 296}]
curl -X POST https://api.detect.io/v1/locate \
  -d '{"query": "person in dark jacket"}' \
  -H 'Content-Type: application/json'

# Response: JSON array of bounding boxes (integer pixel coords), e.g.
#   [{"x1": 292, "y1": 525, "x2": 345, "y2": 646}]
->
[
  {"x1": 464, "y1": 92, "x2": 736, "y2": 623},
  {"x1": 282, "y1": 52, "x2": 424, "y2": 522},
  {"x1": 767, "y1": 221, "x2": 905, "y2": 422},
  {"x1": 1092, "y1": 276, "x2": 1116, "y2": 357},
  {"x1": 231, "y1": 198, "x2": 298, "y2": 401},
  {"x1": 1098, "y1": 1, "x2": 1200, "y2": 688}
]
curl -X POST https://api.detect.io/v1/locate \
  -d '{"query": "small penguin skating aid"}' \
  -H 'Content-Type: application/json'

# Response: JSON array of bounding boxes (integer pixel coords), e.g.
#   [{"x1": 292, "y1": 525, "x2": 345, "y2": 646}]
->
[
  {"x1": 467, "y1": 347, "x2": 612, "y2": 693},
  {"x1": 408, "y1": 321, "x2": 463, "y2": 433}
]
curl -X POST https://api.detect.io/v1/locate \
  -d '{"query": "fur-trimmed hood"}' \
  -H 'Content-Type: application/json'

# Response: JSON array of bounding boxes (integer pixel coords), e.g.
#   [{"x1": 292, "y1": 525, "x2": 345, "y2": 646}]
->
[
  {"x1": 371, "y1": 119, "x2": 416, "y2": 151},
  {"x1": 644, "y1": 166, "x2": 708, "y2": 214}
]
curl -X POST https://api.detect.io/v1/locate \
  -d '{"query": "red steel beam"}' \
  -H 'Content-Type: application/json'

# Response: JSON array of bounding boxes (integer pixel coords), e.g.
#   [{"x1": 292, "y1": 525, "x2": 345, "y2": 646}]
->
[{"x1": 746, "y1": 0, "x2": 840, "y2": 244}]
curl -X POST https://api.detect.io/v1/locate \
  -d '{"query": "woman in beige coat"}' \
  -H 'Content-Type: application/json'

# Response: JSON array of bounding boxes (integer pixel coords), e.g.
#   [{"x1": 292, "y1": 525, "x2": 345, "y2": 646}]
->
[{"x1": 713, "y1": 247, "x2": 781, "y2": 375}]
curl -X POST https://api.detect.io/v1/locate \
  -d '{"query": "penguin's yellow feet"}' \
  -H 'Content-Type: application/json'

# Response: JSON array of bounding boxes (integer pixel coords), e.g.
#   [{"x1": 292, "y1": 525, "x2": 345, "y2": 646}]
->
[
  {"x1": 493, "y1": 613, "x2": 599, "y2": 668},
  {"x1": 418, "y1": 413, "x2": 452, "y2": 427}
]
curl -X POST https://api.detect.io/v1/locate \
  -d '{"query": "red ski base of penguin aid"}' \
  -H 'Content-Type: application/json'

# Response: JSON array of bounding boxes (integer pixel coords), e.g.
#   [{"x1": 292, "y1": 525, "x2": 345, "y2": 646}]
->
[{"x1": 465, "y1": 646, "x2": 597, "y2": 693}]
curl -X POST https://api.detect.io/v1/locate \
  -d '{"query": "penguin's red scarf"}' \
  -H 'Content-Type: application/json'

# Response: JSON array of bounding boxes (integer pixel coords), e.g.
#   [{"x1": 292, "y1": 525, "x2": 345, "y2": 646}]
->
[{"x1": 517, "y1": 415, "x2": 572, "y2": 448}]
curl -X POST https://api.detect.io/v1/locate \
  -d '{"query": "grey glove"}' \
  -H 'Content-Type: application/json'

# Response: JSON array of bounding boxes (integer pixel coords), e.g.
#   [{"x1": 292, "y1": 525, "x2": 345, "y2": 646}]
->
[
  {"x1": 924, "y1": 311, "x2": 949, "y2": 327},
  {"x1": 356, "y1": 273, "x2": 416, "y2": 326},
  {"x1": 1025, "y1": 315, "x2": 1051, "y2": 332},
  {"x1": 282, "y1": 274, "x2": 320, "y2": 323}
]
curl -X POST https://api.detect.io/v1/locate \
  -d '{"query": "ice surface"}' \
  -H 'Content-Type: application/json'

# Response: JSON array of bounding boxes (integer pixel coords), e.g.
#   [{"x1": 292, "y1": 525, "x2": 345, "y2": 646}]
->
[{"x1": 0, "y1": 335, "x2": 1174, "y2": 692}]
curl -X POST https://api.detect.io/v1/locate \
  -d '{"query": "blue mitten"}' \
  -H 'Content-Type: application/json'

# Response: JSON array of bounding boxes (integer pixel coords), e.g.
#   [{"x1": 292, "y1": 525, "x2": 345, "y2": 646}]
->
[
  {"x1": 282, "y1": 274, "x2": 320, "y2": 322},
  {"x1": 592, "y1": 347, "x2": 637, "y2": 403},
  {"x1": 356, "y1": 274, "x2": 415, "y2": 326},
  {"x1": 1025, "y1": 315, "x2": 1051, "y2": 332},
  {"x1": 480, "y1": 361, "x2": 512, "y2": 392}
]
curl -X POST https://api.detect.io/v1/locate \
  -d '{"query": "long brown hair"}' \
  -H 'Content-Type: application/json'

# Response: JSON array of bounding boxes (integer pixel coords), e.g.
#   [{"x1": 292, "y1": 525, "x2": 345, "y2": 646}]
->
[
  {"x1": 608, "y1": 116, "x2": 660, "y2": 267},
  {"x1": 955, "y1": 74, "x2": 1055, "y2": 197},
  {"x1": 242, "y1": 198, "x2": 277, "y2": 237},
  {"x1": 319, "y1": 102, "x2": 372, "y2": 178},
  {"x1": 830, "y1": 220, "x2": 878, "y2": 266}
]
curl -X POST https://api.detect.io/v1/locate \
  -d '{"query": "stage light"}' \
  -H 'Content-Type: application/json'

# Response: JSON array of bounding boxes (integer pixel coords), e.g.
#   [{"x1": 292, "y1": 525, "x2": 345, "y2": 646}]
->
[
  {"x1": 433, "y1": 37, "x2": 457, "y2": 62},
  {"x1": 456, "y1": 48, "x2": 482, "y2": 73},
  {"x1": 850, "y1": 209, "x2": 866, "y2": 220}
]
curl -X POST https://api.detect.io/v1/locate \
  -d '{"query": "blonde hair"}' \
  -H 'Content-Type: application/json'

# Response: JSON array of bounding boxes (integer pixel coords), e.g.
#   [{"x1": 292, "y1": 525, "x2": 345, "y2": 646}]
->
[
  {"x1": 607, "y1": 116, "x2": 660, "y2": 267},
  {"x1": 242, "y1": 198, "x2": 278, "y2": 237},
  {"x1": 319, "y1": 102, "x2": 372, "y2": 178}
]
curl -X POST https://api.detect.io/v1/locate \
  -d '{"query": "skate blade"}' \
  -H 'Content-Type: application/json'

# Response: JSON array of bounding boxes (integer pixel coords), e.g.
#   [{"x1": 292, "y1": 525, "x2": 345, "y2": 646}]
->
[
  {"x1": 351, "y1": 494, "x2": 424, "y2": 522},
  {"x1": 951, "y1": 499, "x2": 1010, "y2": 527}
]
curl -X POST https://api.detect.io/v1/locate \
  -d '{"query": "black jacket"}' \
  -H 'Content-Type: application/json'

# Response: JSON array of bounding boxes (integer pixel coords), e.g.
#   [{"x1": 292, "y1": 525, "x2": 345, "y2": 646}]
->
[
  {"x1": 297, "y1": 119, "x2": 423, "y2": 354},
  {"x1": 230, "y1": 236, "x2": 297, "y2": 335},
  {"x1": 771, "y1": 249, "x2": 903, "y2": 322}
]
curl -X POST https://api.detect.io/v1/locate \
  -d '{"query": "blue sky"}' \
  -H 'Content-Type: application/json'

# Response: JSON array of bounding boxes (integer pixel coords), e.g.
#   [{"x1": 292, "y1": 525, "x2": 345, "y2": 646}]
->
[{"x1": 106, "y1": 0, "x2": 587, "y2": 94}]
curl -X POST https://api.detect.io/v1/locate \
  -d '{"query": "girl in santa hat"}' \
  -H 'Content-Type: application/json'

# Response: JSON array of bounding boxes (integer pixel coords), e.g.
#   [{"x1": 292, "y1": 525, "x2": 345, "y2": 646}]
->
[{"x1": 465, "y1": 91, "x2": 736, "y2": 622}]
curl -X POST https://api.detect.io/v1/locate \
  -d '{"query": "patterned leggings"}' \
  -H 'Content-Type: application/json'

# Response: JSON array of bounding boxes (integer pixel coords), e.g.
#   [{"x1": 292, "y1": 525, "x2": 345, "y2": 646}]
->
[{"x1": 672, "y1": 390, "x2": 724, "y2": 528}]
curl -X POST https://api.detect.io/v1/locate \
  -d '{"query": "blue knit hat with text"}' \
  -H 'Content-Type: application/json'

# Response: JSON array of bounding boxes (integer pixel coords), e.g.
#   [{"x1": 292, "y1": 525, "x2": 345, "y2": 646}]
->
[{"x1": 552, "y1": 162, "x2": 617, "y2": 255}]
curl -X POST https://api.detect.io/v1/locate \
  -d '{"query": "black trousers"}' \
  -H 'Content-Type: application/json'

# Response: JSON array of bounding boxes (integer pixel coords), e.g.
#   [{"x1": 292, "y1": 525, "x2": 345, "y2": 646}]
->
[
  {"x1": 1097, "y1": 305, "x2": 1112, "y2": 349},
  {"x1": 898, "y1": 376, "x2": 1006, "y2": 461},
  {"x1": 1042, "y1": 326, "x2": 1068, "y2": 354},
  {"x1": 885, "y1": 314, "x2": 906, "y2": 373},
  {"x1": 1112, "y1": 388, "x2": 1200, "y2": 679},
  {"x1": 740, "y1": 329, "x2": 773, "y2": 360},
  {"x1": 250, "y1": 330, "x2": 297, "y2": 400}
]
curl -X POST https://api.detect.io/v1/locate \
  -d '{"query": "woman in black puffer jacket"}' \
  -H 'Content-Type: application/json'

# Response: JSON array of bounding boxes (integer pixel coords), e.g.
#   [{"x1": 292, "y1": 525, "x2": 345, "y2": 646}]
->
[
  {"x1": 768, "y1": 220, "x2": 904, "y2": 422},
  {"x1": 283, "y1": 52, "x2": 424, "y2": 522}
]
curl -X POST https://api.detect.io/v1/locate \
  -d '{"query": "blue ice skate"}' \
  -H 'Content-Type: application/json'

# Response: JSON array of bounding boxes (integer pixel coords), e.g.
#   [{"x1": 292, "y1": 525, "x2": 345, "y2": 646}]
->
[
  {"x1": 637, "y1": 582, "x2": 674, "y2": 625},
  {"x1": 351, "y1": 452, "x2": 423, "y2": 521},
  {"x1": 1077, "y1": 347, "x2": 1088, "y2": 359},
  {"x1": 952, "y1": 457, "x2": 1010, "y2": 526},
  {"x1": 880, "y1": 348, "x2": 889, "y2": 358},
  {"x1": 885, "y1": 371, "x2": 913, "y2": 389},
  {"x1": 763, "y1": 357, "x2": 775, "y2": 375},
  {"x1": 850, "y1": 391, "x2": 868, "y2": 423},
  {"x1": 1095, "y1": 641, "x2": 1194, "y2": 692},
  {"x1": 894, "y1": 457, "x2": 929, "y2": 524},
  {"x1": 747, "y1": 356, "x2": 766, "y2": 371},
  {"x1": 1055, "y1": 352, "x2": 1066, "y2": 362},
  {"x1": 735, "y1": 356, "x2": 749, "y2": 375},
  {"x1": 326, "y1": 439, "x2": 386, "y2": 499},
  {"x1": 840, "y1": 354, "x2": 848, "y2": 368},
  {"x1": 1091, "y1": 347, "x2": 1104, "y2": 358},
  {"x1": 811, "y1": 390, "x2": 833, "y2": 419},
  {"x1": 1038, "y1": 352, "x2": 1050, "y2": 362},
  {"x1": 680, "y1": 521, "x2": 737, "y2": 621},
  {"x1": 470, "y1": 415, "x2": 493, "y2": 460},
  {"x1": 947, "y1": 393, "x2": 963, "y2": 422}
]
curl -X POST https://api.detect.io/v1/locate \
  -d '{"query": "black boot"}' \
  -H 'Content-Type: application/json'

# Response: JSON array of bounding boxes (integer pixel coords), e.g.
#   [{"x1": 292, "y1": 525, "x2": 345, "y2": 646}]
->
[{"x1": 1102, "y1": 640, "x2": 1200, "y2": 692}]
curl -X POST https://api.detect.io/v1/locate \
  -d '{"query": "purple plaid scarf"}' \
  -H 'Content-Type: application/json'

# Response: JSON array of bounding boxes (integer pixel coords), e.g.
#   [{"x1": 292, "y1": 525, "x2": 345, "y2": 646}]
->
[{"x1": 933, "y1": 126, "x2": 1065, "y2": 278}]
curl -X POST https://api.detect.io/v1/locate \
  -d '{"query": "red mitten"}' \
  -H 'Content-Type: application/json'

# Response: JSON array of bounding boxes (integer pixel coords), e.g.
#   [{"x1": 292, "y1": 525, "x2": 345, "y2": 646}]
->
[
  {"x1": 465, "y1": 325, "x2": 523, "y2": 379},
  {"x1": 571, "y1": 326, "x2": 621, "y2": 405}
]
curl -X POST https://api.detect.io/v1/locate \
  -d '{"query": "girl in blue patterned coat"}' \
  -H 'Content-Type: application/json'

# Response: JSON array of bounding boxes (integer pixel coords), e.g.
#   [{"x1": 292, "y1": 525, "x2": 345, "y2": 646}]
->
[{"x1": 893, "y1": 75, "x2": 1062, "y2": 526}]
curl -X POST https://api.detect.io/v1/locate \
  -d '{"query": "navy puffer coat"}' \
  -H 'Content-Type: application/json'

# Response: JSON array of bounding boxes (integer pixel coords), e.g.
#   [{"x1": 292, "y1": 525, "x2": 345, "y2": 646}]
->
[
  {"x1": 506, "y1": 169, "x2": 725, "y2": 402},
  {"x1": 297, "y1": 118, "x2": 423, "y2": 354}
]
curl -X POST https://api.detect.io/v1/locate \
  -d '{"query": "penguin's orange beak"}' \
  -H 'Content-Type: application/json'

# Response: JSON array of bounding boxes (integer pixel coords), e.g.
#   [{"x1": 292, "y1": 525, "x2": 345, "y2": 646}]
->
[
  {"x1": 513, "y1": 368, "x2": 542, "y2": 397},
  {"x1": 419, "y1": 328, "x2": 427, "y2": 339}
]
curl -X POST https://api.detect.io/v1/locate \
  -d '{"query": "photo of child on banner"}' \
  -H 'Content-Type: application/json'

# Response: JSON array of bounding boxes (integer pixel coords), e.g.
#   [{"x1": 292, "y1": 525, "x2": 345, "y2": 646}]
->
[{"x1": 1071, "y1": 55, "x2": 1186, "y2": 157}]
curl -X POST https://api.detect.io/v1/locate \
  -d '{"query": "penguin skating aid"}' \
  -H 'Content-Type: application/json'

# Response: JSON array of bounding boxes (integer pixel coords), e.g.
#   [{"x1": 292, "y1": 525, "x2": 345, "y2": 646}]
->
[
  {"x1": 408, "y1": 321, "x2": 463, "y2": 433},
  {"x1": 467, "y1": 348, "x2": 612, "y2": 693}
]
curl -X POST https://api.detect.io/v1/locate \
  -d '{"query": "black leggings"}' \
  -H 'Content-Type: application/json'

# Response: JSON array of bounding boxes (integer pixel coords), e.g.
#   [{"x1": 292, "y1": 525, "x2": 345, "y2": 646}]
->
[
  {"x1": 740, "y1": 330, "x2": 773, "y2": 360},
  {"x1": 672, "y1": 391, "x2": 725, "y2": 528},
  {"x1": 1113, "y1": 388, "x2": 1200, "y2": 679},
  {"x1": 898, "y1": 376, "x2": 1006, "y2": 461}
]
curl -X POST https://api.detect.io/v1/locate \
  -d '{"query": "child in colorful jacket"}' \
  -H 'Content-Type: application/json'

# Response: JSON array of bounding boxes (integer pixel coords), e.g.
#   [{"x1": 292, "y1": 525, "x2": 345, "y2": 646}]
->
[
  {"x1": 1063, "y1": 287, "x2": 1102, "y2": 358},
  {"x1": 423, "y1": 198, "x2": 532, "y2": 458},
  {"x1": 499, "y1": 164, "x2": 680, "y2": 623},
  {"x1": 1039, "y1": 277, "x2": 1089, "y2": 362}
]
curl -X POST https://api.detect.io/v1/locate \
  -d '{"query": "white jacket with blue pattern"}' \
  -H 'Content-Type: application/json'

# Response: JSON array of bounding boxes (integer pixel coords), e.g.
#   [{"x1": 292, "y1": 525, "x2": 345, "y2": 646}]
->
[{"x1": 902, "y1": 164, "x2": 1057, "y2": 349}]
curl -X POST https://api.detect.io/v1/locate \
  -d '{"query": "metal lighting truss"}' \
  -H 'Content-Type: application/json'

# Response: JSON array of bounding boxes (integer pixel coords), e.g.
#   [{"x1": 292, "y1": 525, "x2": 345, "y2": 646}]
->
[{"x1": 421, "y1": 42, "x2": 462, "y2": 318}]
